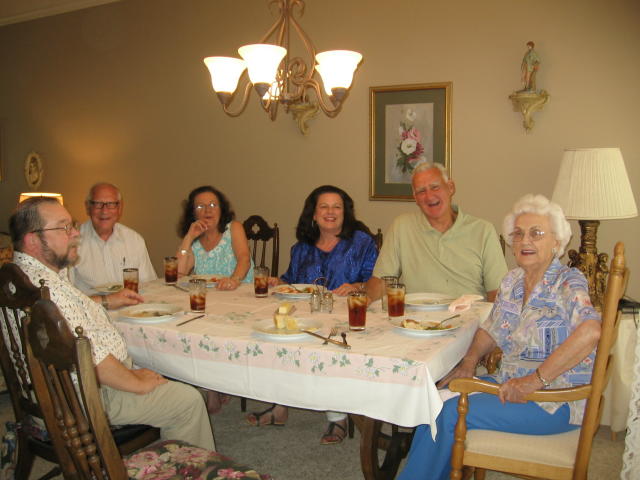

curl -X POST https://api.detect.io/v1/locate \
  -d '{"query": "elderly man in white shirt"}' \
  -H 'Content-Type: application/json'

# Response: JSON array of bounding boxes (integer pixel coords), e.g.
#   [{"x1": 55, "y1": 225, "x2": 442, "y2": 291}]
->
[{"x1": 70, "y1": 183, "x2": 157, "y2": 293}]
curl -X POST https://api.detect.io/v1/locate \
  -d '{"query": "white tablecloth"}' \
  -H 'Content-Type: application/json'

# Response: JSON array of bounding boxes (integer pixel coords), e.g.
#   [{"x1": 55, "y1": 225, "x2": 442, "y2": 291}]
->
[{"x1": 113, "y1": 280, "x2": 490, "y2": 435}]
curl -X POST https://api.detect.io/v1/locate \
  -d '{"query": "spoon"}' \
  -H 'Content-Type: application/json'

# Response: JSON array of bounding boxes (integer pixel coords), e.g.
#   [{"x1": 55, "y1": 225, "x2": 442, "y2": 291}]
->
[{"x1": 432, "y1": 314, "x2": 460, "y2": 329}]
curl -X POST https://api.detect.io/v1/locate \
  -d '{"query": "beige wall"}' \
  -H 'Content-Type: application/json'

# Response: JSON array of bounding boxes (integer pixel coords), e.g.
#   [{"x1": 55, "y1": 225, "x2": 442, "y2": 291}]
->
[{"x1": 1, "y1": 0, "x2": 638, "y2": 298}]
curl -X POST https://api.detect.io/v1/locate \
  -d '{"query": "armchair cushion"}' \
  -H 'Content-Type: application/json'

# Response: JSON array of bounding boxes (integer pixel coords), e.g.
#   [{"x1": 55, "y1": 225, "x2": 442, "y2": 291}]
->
[
  {"x1": 125, "y1": 439, "x2": 271, "y2": 479},
  {"x1": 466, "y1": 428, "x2": 579, "y2": 468}
]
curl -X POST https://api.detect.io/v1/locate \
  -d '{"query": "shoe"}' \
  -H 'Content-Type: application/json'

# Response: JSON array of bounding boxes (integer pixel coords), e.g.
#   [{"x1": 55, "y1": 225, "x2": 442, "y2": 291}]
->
[
  {"x1": 320, "y1": 419, "x2": 348, "y2": 445},
  {"x1": 246, "y1": 404, "x2": 286, "y2": 427}
]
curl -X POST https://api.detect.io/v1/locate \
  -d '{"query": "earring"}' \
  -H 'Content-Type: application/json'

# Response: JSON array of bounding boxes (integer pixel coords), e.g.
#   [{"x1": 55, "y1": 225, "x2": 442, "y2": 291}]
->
[
  {"x1": 552, "y1": 247, "x2": 557, "y2": 256},
  {"x1": 312, "y1": 219, "x2": 316, "y2": 228}
]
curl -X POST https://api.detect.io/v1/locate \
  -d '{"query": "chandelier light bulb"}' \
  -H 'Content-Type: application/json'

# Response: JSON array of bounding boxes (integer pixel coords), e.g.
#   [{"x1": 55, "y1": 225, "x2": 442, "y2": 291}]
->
[
  {"x1": 203, "y1": 57, "x2": 247, "y2": 94},
  {"x1": 315, "y1": 50, "x2": 363, "y2": 96},
  {"x1": 239, "y1": 44, "x2": 287, "y2": 96}
]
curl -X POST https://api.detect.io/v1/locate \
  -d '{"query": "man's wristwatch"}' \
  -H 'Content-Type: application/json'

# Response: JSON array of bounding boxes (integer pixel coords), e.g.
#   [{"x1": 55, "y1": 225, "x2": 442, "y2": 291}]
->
[
  {"x1": 100, "y1": 294, "x2": 109, "y2": 310},
  {"x1": 535, "y1": 367, "x2": 551, "y2": 388}
]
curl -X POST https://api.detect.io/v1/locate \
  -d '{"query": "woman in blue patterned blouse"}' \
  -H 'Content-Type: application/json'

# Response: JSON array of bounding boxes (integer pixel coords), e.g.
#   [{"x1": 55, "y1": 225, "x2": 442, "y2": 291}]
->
[
  {"x1": 398, "y1": 194, "x2": 601, "y2": 480},
  {"x1": 248, "y1": 185, "x2": 379, "y2": 443}
]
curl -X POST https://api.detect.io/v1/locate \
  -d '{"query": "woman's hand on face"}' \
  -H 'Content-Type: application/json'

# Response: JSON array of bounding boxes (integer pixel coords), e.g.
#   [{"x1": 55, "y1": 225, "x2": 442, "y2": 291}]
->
[
  {"x1": 186, "y1": 220, "x2": 208, "y2": 240},
  {"x1": 498, "y1": 374, "x2": 541, "y2": 404},
  {"x1": 332, "y1": 283, "x2": 361, "y2": 296},
  {"x1": 217, "y1": 276, "x2": 240, "y2": 291}
]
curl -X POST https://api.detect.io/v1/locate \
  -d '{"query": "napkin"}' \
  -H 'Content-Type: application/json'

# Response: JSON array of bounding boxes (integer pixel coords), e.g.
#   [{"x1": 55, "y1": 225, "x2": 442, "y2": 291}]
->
[{"x1": 448, "y1": 294, "x2": 484, "y2": 314}]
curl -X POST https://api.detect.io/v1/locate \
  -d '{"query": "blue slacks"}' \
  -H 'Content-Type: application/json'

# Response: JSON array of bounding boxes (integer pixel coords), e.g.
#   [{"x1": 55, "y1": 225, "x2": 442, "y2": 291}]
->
[{"x1": 397, "y1": 389, "x2": 577, "y2": 480}]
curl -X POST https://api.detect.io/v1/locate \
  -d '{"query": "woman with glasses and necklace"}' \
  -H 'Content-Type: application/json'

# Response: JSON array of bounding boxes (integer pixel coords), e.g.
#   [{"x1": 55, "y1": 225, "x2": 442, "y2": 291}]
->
[
  {"x1": 177, "y1": 185, "x2": 253, "y2": 290},
  {"x1": 177, "y1": 185, "x2": 253, "y2": 415},
  {"x1": 398, "y1": 194, "x2": 601, "y2": 480}
]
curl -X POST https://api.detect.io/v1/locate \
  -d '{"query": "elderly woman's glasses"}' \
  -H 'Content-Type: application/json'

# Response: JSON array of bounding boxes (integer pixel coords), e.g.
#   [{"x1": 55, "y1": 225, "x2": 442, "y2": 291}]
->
[
  {"x1": 509, "y1": 227, "x2": 546, "y2": 243},
  {"x1": 194, "y1": 202, "x2": 218, "y2": 212},
  {"x1": 31, "y1": 221, "x2": 79, "y2": 236}
]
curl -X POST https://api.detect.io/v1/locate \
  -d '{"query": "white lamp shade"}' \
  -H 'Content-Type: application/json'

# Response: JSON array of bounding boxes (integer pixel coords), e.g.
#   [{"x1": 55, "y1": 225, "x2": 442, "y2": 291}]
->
[
  {"x1": 19, "y1": 192, "x2": 64, "y2": 205},
  {"x1": 203, "y1": 57, "x2": 246, "y2": 93},
  {"x1": 551, "y1": 147, "x2": 637, "y2": 220},
  {"x1": 238, "y1": 44, "x2": 286, "y2": 86},
  {"x1": 315, "y1": 50, "x2": 362, "y2": 95}
]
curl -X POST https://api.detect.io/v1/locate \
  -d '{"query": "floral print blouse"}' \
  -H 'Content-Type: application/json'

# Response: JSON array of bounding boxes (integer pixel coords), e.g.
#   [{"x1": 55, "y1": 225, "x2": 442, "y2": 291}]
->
[{"x1": 481, "y1": 258, "x2": 600, "y2": 424}]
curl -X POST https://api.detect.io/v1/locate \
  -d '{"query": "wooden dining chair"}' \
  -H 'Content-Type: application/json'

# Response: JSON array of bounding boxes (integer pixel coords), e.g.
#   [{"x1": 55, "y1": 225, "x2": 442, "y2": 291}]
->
[
  {"x1": 24, "y1": 298, "x2": 272, "y2": 480},
  {"x1": 374, "y1": 228, "x2": 383, "y2": 251},
  {"x1": 449, "y1": 241, "x2": 628, "y2": 480},
  {"x1": 243, "y1": 215, "x2": 279, "y2": 277},
  {"x1": 0, "y1": 262, "x2": 159, "y2": 479}
]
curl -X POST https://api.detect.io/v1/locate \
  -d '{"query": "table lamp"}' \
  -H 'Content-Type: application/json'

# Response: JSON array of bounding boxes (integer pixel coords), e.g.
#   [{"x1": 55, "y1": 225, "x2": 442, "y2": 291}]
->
[
  {"x1": 551, "y1": 147, "x2": 637, "y2": 309},
  {"x1": 18, "y1": 192, "x2": 64, "y2": 205}
]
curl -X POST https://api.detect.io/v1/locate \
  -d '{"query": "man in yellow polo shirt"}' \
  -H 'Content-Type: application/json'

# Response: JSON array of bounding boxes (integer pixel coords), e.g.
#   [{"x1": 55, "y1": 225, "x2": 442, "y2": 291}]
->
[{"x1": 367, "y1": 162, "x2": 507, "y2": 302}]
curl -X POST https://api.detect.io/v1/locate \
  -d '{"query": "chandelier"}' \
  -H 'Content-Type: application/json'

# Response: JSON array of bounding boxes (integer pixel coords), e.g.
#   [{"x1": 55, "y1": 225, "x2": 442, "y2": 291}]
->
[{"x1": 203, "y1": 0, "x2": 363, "y2": 134}]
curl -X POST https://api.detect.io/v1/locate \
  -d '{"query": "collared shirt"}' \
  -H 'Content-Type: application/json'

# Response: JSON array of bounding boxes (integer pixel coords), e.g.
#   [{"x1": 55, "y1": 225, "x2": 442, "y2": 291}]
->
[
  {"x1": 372, "y1": 208, "x2": 507, "y2": 298},
  {"x1": 281, "y1": 230, "x2": 378, "y2": 289},
  {"x1": 481, "y1": 259, "x2": 601, "y2": 424},
  {"x1": 14, "y1": 251, "x2": 128, "y2": 365},
  {"x1": 70, "y1": 221, "x2": 157, "y2": 293}
]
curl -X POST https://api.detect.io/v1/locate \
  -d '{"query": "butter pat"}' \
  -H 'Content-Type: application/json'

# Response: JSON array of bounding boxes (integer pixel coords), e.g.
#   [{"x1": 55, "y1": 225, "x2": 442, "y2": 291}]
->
[
  {"x1": 285, "y1": 316, "x2": 298, "y2": 330},
  {"x1": 278, "y1": 302, "x2": 295, "y2": 315},
  {"x1": 274, "y1": 313, "x2": 287, "y2": 329}
]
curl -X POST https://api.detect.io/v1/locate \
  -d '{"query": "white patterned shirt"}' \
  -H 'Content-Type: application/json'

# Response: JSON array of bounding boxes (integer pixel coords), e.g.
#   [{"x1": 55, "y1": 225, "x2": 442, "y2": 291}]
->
[
  {"x1": 70, "y1": 221, "x2": 157, "y2": 294},
  {"x1": 15, "y1": 251, "x2": 129, "y2": 365}
]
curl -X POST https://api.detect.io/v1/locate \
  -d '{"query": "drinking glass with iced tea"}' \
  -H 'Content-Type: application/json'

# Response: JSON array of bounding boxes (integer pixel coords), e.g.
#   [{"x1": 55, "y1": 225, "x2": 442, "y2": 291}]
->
[
  {"x1": 164, "y1": 256, "x2": 178, "y2": 284},
  {"x1": 122, "y1": 268, "x2": 139, "y2": 293},
  {"x1": 380, "y1": 275, "x2": 398, "y2": 312},
  {"x1": 387, "y1": 283, "x2": 405, "y2": 318},
  {"x1": 254, "y1": 266, "x2": 269, "y2": 298},
  {"x1": 347, "y1": 291, "x2": 368, "y2": 331},
  {"x1": 189, "y1": 278, "x2": 207, "y2": 313}
]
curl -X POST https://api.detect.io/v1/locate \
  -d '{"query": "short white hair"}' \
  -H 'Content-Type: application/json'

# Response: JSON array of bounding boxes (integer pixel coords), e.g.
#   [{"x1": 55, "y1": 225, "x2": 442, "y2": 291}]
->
[
  {"x1": 411, "y1": 161, "x2": 450, "y2": 184},
  {"x1": 86, "y1": 182, "x2": 122, "y2": 204},
  {"x1": 502, "y1": 194, "x2": 572, "y2": 257}
]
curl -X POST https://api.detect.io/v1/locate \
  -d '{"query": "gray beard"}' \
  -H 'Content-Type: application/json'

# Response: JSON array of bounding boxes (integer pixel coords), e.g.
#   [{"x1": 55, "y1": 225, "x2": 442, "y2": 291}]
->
[{"x1": 39, "y1": 234, "x2": 75, "y2": 270}]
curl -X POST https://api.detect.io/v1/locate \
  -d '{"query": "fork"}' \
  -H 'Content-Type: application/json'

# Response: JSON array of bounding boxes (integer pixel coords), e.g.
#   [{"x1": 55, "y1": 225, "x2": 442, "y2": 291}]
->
[
  {"x1": 286, "y1": 283, "x2": 304, "y2": 293},
  {"x1": 323, "y1": 327, "x2": 338, "y2": 344}
]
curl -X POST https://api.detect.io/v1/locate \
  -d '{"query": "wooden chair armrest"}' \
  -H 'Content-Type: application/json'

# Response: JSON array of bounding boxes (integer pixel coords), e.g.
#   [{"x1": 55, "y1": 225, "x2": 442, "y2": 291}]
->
[{"x1": 449, "y1": 377, "x2": 592, "y2": 402}]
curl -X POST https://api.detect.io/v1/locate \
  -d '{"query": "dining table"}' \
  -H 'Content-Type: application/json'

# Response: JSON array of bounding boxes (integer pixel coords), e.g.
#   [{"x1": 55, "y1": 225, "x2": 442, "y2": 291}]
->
[{"x1": 111, "y1": 279, "x2": 492, "y2": 479}]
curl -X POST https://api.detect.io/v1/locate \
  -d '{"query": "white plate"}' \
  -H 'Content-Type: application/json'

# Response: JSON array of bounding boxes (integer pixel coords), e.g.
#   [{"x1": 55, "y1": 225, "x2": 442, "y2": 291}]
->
[
  {"x1": 119, "y1": 303, "x2": 182, "y2": 324},
  {"x1": 404, "y1": 292, "x2": 455, "y2": 311},
  {"x1": 252, "y1": 317, "x2": 322, "y2": 341},
  {"x1": 93, "y1": 283, "x2": 123, "y2": 294},
  {"x1": 272, "y1": 284, "x2": 316, "y2": 300},
  {"x1": 177, "y1": 274, "x2": 220, "y2": 289},
  {"x1": 390, "y1": 316, "x2": 462, "y2": 337}
]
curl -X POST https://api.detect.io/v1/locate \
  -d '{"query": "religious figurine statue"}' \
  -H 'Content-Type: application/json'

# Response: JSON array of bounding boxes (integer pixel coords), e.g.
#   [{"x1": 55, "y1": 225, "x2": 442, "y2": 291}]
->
[
  {"x1": 595, "y1": 252, "x2": 609, "y2": 305},
  {"x1": 520, "y1": 41, "x2": 540, "y2": 92}
]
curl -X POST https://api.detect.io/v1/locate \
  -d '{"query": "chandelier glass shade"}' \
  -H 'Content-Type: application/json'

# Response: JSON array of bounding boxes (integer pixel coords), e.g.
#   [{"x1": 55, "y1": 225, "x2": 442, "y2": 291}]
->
[{"x1": 203, "y1": 0, "x2": 362, "y2": 132}]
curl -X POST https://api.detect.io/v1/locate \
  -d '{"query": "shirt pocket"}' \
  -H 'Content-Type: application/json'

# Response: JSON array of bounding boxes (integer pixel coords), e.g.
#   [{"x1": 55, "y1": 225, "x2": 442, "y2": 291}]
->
[{"x1": 520, "y1": 306, "x2": 568, "y2": 361}]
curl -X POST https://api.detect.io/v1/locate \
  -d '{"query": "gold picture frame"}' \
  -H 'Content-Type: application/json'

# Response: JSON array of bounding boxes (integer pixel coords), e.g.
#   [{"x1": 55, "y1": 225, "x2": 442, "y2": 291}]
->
[
  {"x1": 24, "y1": 151, "x2": 44, "y2": 190},
  {"x1": 369, "y1": 82, "x2": 452, "y2": 201}
]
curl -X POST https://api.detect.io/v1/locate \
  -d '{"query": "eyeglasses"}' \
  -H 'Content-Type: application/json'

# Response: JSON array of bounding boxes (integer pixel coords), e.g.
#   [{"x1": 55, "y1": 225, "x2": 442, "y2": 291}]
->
[
  {"x1": 89, "y1": 201, "x2": 120, "y2": 210},
  {"x1": 194, "y1": 202, "x2": 218, "y2": 211},
  {"x1": 509, "y1": 227, "x2": 547, "y2": 243},
  {"x1": 32, "y1": 222, "x2": 79, "y2": 236}
]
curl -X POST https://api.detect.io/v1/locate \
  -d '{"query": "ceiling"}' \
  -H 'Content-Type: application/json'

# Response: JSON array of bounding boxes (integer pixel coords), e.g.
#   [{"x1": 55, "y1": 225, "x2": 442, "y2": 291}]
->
[{"x1": 0, "y1": 0, "x2": 121, "y2": 26}]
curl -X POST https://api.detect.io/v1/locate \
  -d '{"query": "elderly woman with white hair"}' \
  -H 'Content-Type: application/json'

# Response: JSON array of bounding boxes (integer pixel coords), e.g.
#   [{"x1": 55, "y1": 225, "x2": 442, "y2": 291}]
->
[{"x1": 398, "y1": 194, "x2": 601, "y2": 480}]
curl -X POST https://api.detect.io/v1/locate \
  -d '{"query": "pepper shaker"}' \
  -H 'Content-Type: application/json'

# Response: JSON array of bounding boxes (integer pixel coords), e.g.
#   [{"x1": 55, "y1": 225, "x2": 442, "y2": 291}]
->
[
  {"x1": 309, "y1": 289, "x2": 321, "y2": 313},
  {"x1": 321, "y1": 291, "x2": 334, "y2": 313}
]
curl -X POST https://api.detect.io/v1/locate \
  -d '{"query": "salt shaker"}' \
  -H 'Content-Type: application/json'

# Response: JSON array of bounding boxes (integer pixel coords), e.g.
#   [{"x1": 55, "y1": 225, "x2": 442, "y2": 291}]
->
[
  {"x1": 321, "y1": 291, "x2": 334, "y2": 313},
  {"x1": 309, "y1": 289, "x2": 321, "y2": 313}
]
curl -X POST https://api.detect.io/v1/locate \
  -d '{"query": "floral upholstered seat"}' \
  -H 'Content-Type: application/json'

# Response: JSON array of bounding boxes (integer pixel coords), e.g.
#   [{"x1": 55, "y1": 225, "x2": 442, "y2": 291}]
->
[{"x1": 125, "y1": 439, "x2": 271, "y2": 480}]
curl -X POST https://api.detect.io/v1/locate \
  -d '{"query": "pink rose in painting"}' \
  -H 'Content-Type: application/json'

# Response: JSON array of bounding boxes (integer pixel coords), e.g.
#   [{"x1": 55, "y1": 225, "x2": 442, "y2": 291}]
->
[
  {"x1": 407, "y1": 127, "x2": 421, "y2": 142},
  {"x1": 217, "y1": 468, "x2": 246, "y2": 478}
]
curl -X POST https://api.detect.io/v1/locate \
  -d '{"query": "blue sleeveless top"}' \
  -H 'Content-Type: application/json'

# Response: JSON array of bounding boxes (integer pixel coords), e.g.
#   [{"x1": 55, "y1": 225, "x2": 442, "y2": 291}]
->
[{"x1": 192, "y1": 225, "x2": 254, "y2": 282}]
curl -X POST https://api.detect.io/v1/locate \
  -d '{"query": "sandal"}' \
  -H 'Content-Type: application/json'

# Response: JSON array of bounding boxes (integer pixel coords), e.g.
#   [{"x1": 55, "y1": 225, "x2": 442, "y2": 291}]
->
[
  {"x1": 320, "y1": 419, "x2": 347, "y2": 445},
  {"x1": 246, "y1": 404, "x2": 286, "y2": 427}
]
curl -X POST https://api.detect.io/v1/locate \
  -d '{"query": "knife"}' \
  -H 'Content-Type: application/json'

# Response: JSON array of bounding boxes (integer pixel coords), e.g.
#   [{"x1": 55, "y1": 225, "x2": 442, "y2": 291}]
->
[
  {"x1": 172, "y1": 284, "x2": 189, "y2": 292},
  {"x1": 176, "y1": 314, "x2": 205, "y2": 327},
  {"x1": 302, "y1": 330, "x2": 351, "y2": 349}
]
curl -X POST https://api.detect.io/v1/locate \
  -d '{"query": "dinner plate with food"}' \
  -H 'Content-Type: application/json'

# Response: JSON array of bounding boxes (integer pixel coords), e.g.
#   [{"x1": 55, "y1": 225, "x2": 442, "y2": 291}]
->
[
  {"x1": 119, "y1": 303, "x2": 182, "y2": 324},
  {"x1": 404, "y1": 292, "x2": 455, "y2": 311},
  {"x1": 252, "y1": 302, "x2": 322, "y2": 341},
  {"x1": 177, "y1": 274, "x2": 220, "y2": 289},
  {"x1": 93, "y1": 283, "x2": 123, "y2": 294},
  {"x1": 272, "y1": 284, "x2": 316, "y2": 299},
  {"x1": 391, "y1": 315, "x2": 462, "y2": 337}
]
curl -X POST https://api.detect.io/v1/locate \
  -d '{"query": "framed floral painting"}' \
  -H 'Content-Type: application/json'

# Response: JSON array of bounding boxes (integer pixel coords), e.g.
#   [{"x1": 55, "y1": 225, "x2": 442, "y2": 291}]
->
[{"x1": 369, "y1": 82, "x2": 451, "y2": 201}]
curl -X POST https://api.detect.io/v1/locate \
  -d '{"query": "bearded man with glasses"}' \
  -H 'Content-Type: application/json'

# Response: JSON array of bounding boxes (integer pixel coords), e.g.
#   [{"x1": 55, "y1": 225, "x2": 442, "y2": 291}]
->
[
  {"x1": 9, "y1": 197, "x2": 215, "y2": 449},
  {"x1": 70, "y1": 182, "x2": 157, "y2": 294}
]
